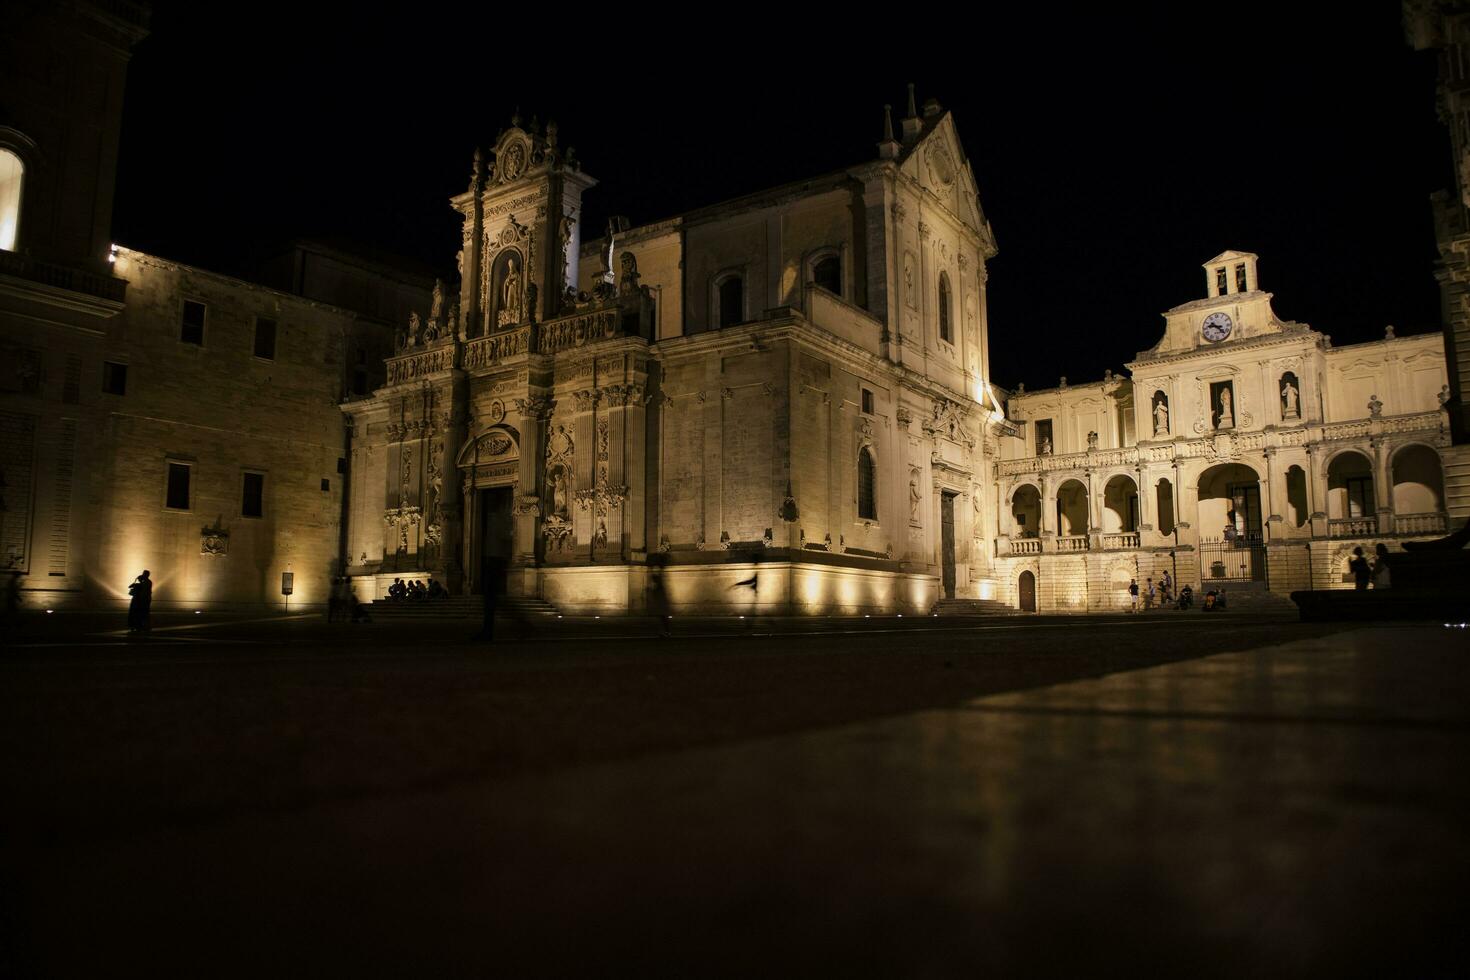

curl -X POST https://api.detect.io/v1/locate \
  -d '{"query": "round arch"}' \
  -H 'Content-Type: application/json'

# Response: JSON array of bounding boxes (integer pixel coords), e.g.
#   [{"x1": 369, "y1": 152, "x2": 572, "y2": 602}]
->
[
  {"x1": 1326, "y1": 450, "x2": 1375, "y2": 521},
  {"x1": 1010, "y1": 483, "x2": 1041, "y2": 537},
  {"x1": 1197, "y1": 462, "x2": 1263, "y2": 541},
  {"x1": 1101, "y1": 473, "x2": 1139, "y2": 533},
  {"x1": 1055, "y1": 478, "x2": 1088, "y2": 537},
  {"x1": 1390, "y1": 442, "x2": 1445, "y2": 516}
]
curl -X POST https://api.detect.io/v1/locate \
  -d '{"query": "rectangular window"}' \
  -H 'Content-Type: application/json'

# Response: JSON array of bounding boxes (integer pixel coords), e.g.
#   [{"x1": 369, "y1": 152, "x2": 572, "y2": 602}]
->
[
  {"x1": 336, "y1": 457, "x2": 347, "y2": 474},
  {"x1": 320, "y1": 478, "x2": 331, "y2": 492},
  {"x1": 181, "y1": 300, "x2": 206, "y2": 345},
  {"x1": 1346, "y1": 477, "x2": 1375, "y2": 518},
  {"x1": 241, "y1": 472, "x2": 264, "y2": 518},
  {"x1": 1035, "y1": 419, "x2": 1054, "y2": 454},
  {"x1": 861, "y1": 388, "x2": 874, "y2": 414},
  {"x1": 253, "y1": 317, "x2": 277, "y2": 359},
  {"x1": 102, "y1": 361, "x2": 127, "y2": 395},
  {"x1": 1235, "y1": 263, "x2": 1248, "y2": 293},
  {"x1": 165, "y1": 462, "x2": 191, "y2": 510}
]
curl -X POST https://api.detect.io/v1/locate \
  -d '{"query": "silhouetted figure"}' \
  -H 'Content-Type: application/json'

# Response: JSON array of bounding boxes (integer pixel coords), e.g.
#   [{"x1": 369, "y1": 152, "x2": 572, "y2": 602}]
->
[
  {"x1": 649, "y1": 564, "x2": 671, "y2": 638},
  {"x1": 127, "y1": 570, "x2": 152, "y2": 633},
  {"x1": 1177, "y1": 584, "x2": 1193, "y2": 610},
  {"x1": 1349, "y1": 547, "x2": 1371, "y2": 591},
  {"x1": 1371, "y1": 543, "x2": 1392, "y2": 589}
]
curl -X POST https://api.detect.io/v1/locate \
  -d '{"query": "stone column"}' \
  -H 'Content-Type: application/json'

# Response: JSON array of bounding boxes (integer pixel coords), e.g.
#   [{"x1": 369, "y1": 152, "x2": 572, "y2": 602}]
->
[
  {"x1": 1306, "y1": 445, "x2": 1329, "y2": 538},
  {"x1": 1039, "y1": 474, "x2": 1056, "y2": 552},
  {"x1": 1372, "y1": 438, "x2": 1394, "y2": 534},
  {"x1": 1085, "y1": 469, "x2": 1102, "y2": 549},
  {"x1": 1263, "y1": 447, "x2": 1283, "y2": 543},
  {"x1": 513, "y1": 393, "x2": 552, "y2": 569}
]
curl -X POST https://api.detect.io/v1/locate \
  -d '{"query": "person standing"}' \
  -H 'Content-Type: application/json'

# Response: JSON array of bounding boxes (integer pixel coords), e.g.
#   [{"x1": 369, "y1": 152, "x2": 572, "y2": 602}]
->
[
  {"x1": 1128, "y1": 578, "x2": 1139, "y2": 613},
  {"x1": 1145, "y1": 578, "x2": 1156, "y2": 611},
  {"x1": 648, "y1": 563, "x2": 672, "y2": 638},
  {"x1": 1161, "y1": 569, "x2": 1173, "y2": 604},
  {"x1": 1371, "y1": 544, "x2": 1392, "y2": 590},
  {"x1": 1349, "y1": 547, "x2": 1371, "y2": 591},
  {"x1": 127, "y1": 570, "x2": 152, "y2": 633}
]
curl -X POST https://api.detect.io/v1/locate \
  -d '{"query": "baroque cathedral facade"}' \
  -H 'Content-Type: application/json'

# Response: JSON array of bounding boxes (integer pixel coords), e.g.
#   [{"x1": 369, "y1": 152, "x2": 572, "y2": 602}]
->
[{"x1": 343, "y1": 97, "x2": 1007, "y2": 614}]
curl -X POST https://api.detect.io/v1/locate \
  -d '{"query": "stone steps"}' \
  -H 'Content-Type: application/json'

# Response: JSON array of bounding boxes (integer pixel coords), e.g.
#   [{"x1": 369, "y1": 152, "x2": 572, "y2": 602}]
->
[
  {"x1": 930, "y1": 597, "x2": 1021, "y2": 616},
  {"x1": 368, "y1": 595, "x2": 560, "y2": 620}
]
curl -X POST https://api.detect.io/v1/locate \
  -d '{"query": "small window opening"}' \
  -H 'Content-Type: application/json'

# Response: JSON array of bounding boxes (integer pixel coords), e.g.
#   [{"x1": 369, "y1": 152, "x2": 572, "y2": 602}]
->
[
  {"x1": 166, "y1": 463, "x2": 191, "y2": 510},
  {"x1": 254, "y1": 317, "x2": 277, "y2": 359},
  {"x1": 103, "y1": 361, "x2": 127, "y2": 395},
  {"x1": 242, "y1": 472, "x2": 264, "y2": 518},
  {"x1": 861, "y1": 388, "x2": 874, "y2": 414},
  {"x1": 181, "y1": 301, "x2": 206, "y2": 345}
]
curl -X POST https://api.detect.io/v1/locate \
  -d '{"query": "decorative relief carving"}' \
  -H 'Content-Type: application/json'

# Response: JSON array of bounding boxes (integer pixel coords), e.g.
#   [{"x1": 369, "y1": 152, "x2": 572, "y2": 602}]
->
[
  {"x1": 386, "y1": 345, "x2": 455, "y2": 386},
  {"x1": 572, "y1": 389, "x2": 598, "y2": 413},
  {"x1": 596, "y1": 417, "x2": 610, "y2": 461},
  {"x1": 514, "y1": 395, "x2": 554, "y2": 420},
  {"x1": 514, "y1": 494, "x2": 541, "y2": 517},
  {"x1": 462, "y1": 327, "x2": 530, "y2": 370},
  {"x1": 538, "y1": 309, "x2": 621, "y2": 354},
  {"x1": 200, "y1": 519, "x2": 229, "y2": 557}
]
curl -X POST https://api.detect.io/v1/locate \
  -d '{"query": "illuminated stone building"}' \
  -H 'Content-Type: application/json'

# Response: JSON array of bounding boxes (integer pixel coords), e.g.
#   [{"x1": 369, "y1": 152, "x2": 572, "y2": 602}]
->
[
  {"x1": 1, "y1": 4, "x2": 422, "y2": 611},
  {"x1": 1405, "y1": 0, "x2": 1470, "y2": 521},
  {"x1": 994, "y1": 251, "x2": 1453, "y2": 612},
  {"x1": 343, "y1": 95, "x2": 1009, "y2": 614}
]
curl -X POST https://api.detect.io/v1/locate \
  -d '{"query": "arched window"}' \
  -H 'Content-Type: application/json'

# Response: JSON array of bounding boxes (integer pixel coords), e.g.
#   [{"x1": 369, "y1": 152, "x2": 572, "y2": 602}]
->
[
  {"x1": 0, "y1": 148, "x2": 22, "y2": 252},
  {"x1": 938, "y1": 272, "x2": 952, "y2": 343},
  {"x1": 857, "y1": 447, "x2": 877, "y2": 520},
  {"x1": 717, "y1": 273, "x2": 744, "y2": 328},
  {"x1": 812, "y1": 254, "x2": 841, "y2": 295}
]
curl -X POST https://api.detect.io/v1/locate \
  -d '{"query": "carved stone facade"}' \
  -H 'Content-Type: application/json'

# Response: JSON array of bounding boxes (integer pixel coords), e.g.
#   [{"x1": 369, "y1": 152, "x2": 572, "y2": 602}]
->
[
  {"x1": 994, "y1": 251, "x2": 1454, "y2": 611},
  {"x1": 343, "y1": 101, "x2": 1003, "y2": 613}
]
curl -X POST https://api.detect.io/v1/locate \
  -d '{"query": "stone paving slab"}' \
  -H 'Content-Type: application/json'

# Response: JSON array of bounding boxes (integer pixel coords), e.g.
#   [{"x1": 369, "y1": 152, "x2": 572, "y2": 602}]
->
[{"x1": 5, "y1": 624, "x2": 1466, "y2": 978}]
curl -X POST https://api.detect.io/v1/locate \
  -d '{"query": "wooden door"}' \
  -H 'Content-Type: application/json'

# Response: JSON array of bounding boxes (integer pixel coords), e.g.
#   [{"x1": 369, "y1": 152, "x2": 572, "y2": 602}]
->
[
  {"x1": 1019, "y1": 570, "x2": 1036, "y2": 612},
  {"x1": 940, "y1": 492, "x2": 956, "y2": 599}
]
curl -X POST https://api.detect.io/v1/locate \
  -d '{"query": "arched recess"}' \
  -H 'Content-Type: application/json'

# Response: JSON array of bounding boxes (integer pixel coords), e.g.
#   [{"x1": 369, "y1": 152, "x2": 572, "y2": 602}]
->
[
  {"x1": 1279, "y1": 371, "x2": 1302, "y2": 420},
  {"x1": 1197, "y1": 462, "x2": 1263, "y2": 540},
  {"x1": 938, "y1": 271, "x2": 952, "y2": 343},
  {"x1": 1055, "y1": 478, "x2": 1089, "y2": 537},
  {"x1": 1101, "y1": 474, "x2": 1139, "y2": 533},
  {"x1": 1011, "y1": 483, "x2": 1041, "y2": 537},
  {"x1": 715, "y1": 270, "x2": 745, "y2": 329},
  {"x1": 1156, "y1": 478, "x2": 1176, "y2": 535},
  {"x1": 490, "y1": 249, "x2": 526, "y2": 330},
  {"x1": 0, "y1": 147, "x2": 22, "y2": 252},
  {"x1": 1326, "y1": 450, "x2": 1375, "y2": 520},
  {"x1": 856, "y1": 446, "x2": 877, "y2": 520},
  {"x1": 1391, "y1": 443, "x2": 1445, "y2": 515},
  {"x1": 1285, "y1": 465, "x2": 1309, "y2": 528},
  {"x1": 807, "y1": 248, "x2": 842, "y2": 297},
  {"x1": 1017, "y1": 569, "x2": 1037, "y2": 612}
]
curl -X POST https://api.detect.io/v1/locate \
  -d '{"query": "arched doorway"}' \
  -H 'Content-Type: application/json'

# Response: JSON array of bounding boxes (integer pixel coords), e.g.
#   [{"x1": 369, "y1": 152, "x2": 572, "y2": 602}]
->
[
  {"x1": 1011, "y1": 483, "x2": 1041, "y2": 538},
  {"x1": 1197, "y1": 462, "x2": 1266, "y2": 583},
  {"x1": 1018, "y1": 570, "x2": 1036, "y2": 612},
  {"x1": 1326, "y1": 450, "x2": 1375, "y2": 533},
  {"x1": 1055, "y1": 479, "x2": 1089, "y2": 538}
]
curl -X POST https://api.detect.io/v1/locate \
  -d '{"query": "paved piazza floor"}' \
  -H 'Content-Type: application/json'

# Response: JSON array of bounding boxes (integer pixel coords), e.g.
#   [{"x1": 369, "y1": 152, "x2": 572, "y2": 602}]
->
[{"x1": 1, "y1": 613, "x2": 1466, "y2": 977}]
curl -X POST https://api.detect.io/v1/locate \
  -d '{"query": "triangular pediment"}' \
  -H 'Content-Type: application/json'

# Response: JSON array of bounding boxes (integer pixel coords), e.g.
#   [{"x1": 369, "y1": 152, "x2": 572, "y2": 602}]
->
[
  {"x1": 900, "y1": 112, "x2": 991, "y2": 245},
  {"x1": 1204, "y1": 249, "x2": 1258, "y2": 265}
]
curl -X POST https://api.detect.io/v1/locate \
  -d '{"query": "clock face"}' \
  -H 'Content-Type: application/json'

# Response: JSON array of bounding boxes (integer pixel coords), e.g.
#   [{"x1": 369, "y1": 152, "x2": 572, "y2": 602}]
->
[{"x1": 1202, "y1": 312, "x2": 1233, "y2": 342}]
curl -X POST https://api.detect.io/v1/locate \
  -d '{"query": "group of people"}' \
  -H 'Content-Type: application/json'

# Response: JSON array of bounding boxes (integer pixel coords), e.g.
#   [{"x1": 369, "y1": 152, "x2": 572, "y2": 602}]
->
[
  {"x1": 1348, "y1": 544, "x2": 1393, "y2": 591},
  {"x1": 385, "y1": 577, "x2": 449, "y2": 601},
  {"x1": 1128, "y1": 571, "x2": 1204, "y2": 612}
]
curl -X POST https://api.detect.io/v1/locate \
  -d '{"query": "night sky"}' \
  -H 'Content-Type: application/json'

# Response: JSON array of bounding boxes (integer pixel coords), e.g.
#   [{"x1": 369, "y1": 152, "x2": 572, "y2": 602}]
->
[{"x1": 112, "y1": 4, "x2": 1451, "y2": 392}]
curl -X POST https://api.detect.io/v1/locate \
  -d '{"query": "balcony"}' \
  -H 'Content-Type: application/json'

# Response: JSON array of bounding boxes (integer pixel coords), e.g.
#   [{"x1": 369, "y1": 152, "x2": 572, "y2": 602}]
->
[
  {"x1": 0, "y1": 251, "x2": 127, "y2": 304},
  {"x1": 1056, "y1": 535, "x2": 1090, "y2": 553},
  {"x1": 1328, "y1": 518, "x2": 1377, "y2": 539},
  {"x1": 1101, "y1": 532, "x2": 1140, "y2": 550},
  {"x1": 1007, "y1": 538, "x2": 1042, "y2": 556},
  {"x1": 1393, "y1": 512, "x2": 1449, "y2": 536}
]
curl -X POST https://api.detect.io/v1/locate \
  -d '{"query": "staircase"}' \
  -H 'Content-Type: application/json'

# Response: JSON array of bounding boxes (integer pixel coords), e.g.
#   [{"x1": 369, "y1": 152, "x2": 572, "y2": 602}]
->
[
  {"x1": 367, "y1": 595, "x2": 560, "y2": 621},
  {"x1": 930, "y1": 597, "x2": 1020, "y2": 616},
  {"x1": 1196, "y1": 581, "x2": 1297, "y2": 614}
]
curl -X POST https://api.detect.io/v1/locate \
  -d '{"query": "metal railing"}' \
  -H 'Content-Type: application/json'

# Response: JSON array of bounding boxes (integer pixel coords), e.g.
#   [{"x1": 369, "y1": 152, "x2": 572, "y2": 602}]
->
[{"x1": 1199, "y1": 536, "x2": 1267, "y2": 583}]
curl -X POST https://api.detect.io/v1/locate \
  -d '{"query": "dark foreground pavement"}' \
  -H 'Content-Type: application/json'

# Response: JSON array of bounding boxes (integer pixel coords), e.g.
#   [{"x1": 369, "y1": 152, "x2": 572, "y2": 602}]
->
[{"x1": 1, "y1": 616, "x2": 1466, "y2": 977}]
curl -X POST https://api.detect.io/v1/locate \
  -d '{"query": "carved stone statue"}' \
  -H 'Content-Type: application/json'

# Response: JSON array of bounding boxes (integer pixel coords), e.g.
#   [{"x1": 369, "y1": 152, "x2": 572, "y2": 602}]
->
[
  {"x1": 448, "y1": 299, "x2": 461, "y2": 340},
  {"x1": 1153, "y1": 397, "x2": 1169, "y2": 436},
  {"x1": 1087, "y1": 430, "x2": 1099, "y2": 450},
  {"x1": 407, "y1": 311, "x2": 422, "y2": 347},
  {"x1": 618, "y1": 250, "x2": 640, "y2": 297},
  {"x1": 430, "y1": 278, "x2": 445, "y2": 323},
  {"x1": 1368, "y1": 393, "x2": 1383, "y2": 418},
  {"x1": 1217, "y1": 387, "x2": 1234, "y2": 428},
  {"x1": 1039, "y1": 435, "x2": 1052, "y2": 455},
  {"x1": 1281, "y1": 379, "x2": 1300, "y2": 418},
  {"x1": 499, "y1": 257, "x2": 522, "y2": 326},
  {"x1": 909, "y1": 471, "x2": 921, "y2": 525},
  {"x1": 549, "y1": 466, "x2": 569, "y2": 519}
]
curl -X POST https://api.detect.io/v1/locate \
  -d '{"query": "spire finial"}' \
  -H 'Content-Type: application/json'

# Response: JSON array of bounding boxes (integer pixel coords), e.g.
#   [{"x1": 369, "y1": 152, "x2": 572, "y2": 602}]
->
[
  {"x1": 906, "y1": 83, "x2": 917, "y2": 119},
  {"x1": 883, "y1": 104, "x2": 895, "y2": 142}
]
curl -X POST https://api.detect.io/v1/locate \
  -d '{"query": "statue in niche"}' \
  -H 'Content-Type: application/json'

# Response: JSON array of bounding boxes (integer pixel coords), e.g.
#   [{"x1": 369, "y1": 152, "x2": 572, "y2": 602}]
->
[
  {"x1": 1217, "y1": 387, "x2": 1234, "y2": 428},
  {"x1": 499, "y1": 256, "x2": 523, "y2": 326},
  {"x1": 549, "y1": 465, "x2": 570, "y2": 519},
  {"x1": 1281, "y1": 378, "x2": 1300, "y2": 418},
  {"x1": 1153, "y1": 396, "x2": 1169, "y2": 436},
  {"x1": 1039, "y1": 435, "x2": 1052, "y2": 455}
]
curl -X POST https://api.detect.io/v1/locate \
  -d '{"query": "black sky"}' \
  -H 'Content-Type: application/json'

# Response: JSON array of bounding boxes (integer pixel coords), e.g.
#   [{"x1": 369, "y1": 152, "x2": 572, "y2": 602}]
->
[{"x1": 112, "y1": 3, "x2": 1452, "y2": 391}]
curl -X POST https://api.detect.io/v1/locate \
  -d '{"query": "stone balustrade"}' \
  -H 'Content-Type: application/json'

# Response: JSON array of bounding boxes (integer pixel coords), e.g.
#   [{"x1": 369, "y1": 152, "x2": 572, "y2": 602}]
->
[
  {"x1": 1056, "y1": 535, "x2": 1090, "y2": 553},
  {"x1": 1329, "y1": 517, "x2": 1377, "y2": 539},
  {"x1": 1101, "y1": 532, "x2": 1140, "y2": 550},
  {"x1": 1394, "y1": 512, "x2": 1448, "y2": 536},
  {"x1": 1007, "y1": 538, "x2": 1041, "y2": 556}
]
